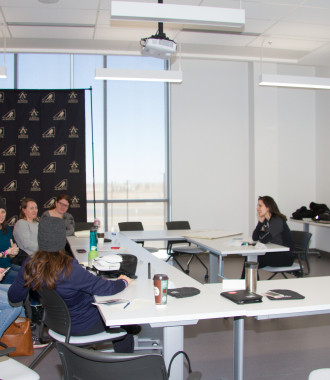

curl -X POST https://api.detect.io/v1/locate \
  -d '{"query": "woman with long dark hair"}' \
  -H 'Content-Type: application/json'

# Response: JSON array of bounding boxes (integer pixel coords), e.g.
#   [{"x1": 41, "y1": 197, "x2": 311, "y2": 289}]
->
[
  {"x1": 253, "y1": 195, "x2": 294, "y2": 268},
  {"x1": 0, "y1": 198, "x2": 20, "y2": 284},
  {"x1": 8, "y1": 217, "x2": 135, "y2": 352}
]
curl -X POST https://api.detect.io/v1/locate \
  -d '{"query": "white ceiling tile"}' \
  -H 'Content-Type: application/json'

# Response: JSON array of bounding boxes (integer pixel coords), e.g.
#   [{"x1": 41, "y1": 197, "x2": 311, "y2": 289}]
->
[
  {"x1": 283, "y1": 6, "x2": 330, "y2": 24},
  {"x1": 268, "y1": 21, "x2": 330, "y2": 39},
  {"x1": 2, "y1": 7, "x2": 97, "y2": 25},
  {"x1": 249, "y1": 35, "x2": 326, "y2": 51},
  {"x1": 9, "y1": 25, "x2": 94, "y2": 39}
]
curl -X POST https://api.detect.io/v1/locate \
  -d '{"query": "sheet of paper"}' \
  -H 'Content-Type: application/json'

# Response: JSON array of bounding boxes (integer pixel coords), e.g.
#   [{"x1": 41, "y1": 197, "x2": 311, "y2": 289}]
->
[{"x1": 182, "y1": 230, "x2": 242, "y2": 240}]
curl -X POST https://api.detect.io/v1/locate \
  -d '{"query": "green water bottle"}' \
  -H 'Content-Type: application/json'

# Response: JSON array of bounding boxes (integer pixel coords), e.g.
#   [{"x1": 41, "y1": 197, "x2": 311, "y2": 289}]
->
[{"x1": 88, "y1": 247, "x2": 98, "y2": 268}]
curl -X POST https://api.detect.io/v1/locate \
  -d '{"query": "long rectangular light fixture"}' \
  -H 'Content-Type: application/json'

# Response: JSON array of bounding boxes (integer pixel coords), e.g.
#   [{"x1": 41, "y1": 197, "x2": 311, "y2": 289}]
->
[
  {"x1": 259, "y1": 74, "x2": 330, "y2": 90},
  {"x1": 111, "y1": 1, "x2": 245, "y2": 28},
  {"x1": 95, "y1": 68, "x2": 183, "y2": 83},
  {"x1": 0, "y1": 66, "x2": 7, "y2": 79}
]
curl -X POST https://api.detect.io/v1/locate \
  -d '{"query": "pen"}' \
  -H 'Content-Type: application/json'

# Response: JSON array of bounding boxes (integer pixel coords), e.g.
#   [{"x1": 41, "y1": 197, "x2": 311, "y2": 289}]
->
[{"x1": 123, "y1": 302, "x2": 130, "y2": 309}]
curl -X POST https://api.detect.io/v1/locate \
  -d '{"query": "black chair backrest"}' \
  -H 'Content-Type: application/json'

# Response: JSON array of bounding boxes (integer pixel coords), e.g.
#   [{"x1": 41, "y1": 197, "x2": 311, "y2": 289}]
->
[
  {"x1": 291, "y1": 230, "x2": 312, "y2": 258},
  {"x1": 75, "y1": 222, "x2": 94, "y2": 232},
  {"x1": 118, "y1": 222, "x2": 144, "y2": 231},
  {"x1": 56, "y1": 342, "x2": 169, "y2": 380},
  {"x1": 38, "y1": 288, "x2": 72, "y2": 341},
  {"x1": 166, "y1": 221, "x2": 190, "y2": 231}
]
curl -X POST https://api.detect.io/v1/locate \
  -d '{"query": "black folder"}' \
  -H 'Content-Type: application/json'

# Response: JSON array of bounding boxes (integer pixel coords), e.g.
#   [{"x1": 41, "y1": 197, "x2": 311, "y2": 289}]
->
[{"x1": 221, "y1": 290, "x2": 263, "y2": 304}]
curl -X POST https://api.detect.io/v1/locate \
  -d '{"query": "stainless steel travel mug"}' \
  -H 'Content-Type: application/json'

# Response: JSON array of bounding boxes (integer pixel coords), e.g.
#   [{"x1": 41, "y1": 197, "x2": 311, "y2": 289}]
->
[{"x1": 245, "y1": 261, "x2": 258, "y2": 293}]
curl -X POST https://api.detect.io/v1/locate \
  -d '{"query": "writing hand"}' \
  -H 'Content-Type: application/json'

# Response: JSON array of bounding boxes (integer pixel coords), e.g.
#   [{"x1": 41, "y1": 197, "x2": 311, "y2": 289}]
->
[{"x1": 118, "y1": 274, "x2": 133, "y2": 285}]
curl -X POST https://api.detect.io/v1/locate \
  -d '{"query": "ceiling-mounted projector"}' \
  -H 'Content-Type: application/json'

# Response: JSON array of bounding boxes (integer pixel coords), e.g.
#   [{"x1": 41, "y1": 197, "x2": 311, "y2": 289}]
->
[{"x1": 141, "y1": 35, "x2": 177, "y2": 59}]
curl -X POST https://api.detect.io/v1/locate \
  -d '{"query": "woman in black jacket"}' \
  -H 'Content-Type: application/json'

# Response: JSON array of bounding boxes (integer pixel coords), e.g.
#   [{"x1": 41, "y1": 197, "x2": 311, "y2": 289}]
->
[{"x1": 253, "y1": 195, "x2": 294, "y2": 268}]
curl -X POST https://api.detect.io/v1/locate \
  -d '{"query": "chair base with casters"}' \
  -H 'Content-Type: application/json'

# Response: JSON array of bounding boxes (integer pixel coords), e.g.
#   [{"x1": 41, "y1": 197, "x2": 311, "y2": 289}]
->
[
  {"x1": 309, "y1": 368, "x2": 330, "y2": 380},
  {"x1": 166, "y1": 221, "x2": 209, "y2": 281},
  {"x1": 29, "y1": 288, "x2": 126, "y2": 369},
  {"x1": 0, "y1": 342, "x2": 40, "y2": 380},
  {"x1": 166, "y1": 246, "x2": 209, "y2": 280}
]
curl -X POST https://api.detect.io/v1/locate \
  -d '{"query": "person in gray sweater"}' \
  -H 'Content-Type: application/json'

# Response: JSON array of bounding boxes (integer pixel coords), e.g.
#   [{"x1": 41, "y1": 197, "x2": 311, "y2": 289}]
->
[
  {"x1": 13, "y1": 197, "x2": 39, "y2": 256},
  {"x1": 40, "y1": 194, "x2": 75, "y2": 236}
]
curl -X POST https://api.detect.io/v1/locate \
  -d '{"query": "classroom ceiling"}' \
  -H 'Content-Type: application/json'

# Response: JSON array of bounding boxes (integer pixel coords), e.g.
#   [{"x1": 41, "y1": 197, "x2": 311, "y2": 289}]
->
[{"x1": 1, "y1": 0, "x2": 330, "y2": 67}]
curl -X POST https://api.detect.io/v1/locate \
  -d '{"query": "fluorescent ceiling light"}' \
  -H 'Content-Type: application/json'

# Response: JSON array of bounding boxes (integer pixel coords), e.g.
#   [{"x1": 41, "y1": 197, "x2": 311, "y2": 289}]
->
[
  {"x1": 38, "y1": 0, "x2": 59, "y2": 3},
  {"x1": 0, "y1": 66, "x2": 7, "y2": 79},
  {"x1": 111, "y1": 1, "x2": 245, "y2": 28},
  {"x1": 259, "y1": 74, "x2": 330, "y2": 90},
  {"x1": 95, "y1": 68, "x2": 183, "y2": 83}
]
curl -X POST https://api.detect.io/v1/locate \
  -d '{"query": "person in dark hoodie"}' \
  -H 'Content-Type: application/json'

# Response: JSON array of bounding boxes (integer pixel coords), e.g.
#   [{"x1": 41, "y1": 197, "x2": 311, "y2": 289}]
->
[
  {"x1": 253, "y1": 195, "x2": 294, "y2": 268},
  {"x1": 8, "y1": 216, "x2": 135, "y2": 352}
]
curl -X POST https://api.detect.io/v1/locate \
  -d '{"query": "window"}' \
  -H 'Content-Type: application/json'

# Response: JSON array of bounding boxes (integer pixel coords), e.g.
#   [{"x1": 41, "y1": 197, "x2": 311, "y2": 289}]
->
[{"x1": 2, "y1": 53, "x2": 169, "y2": 230}]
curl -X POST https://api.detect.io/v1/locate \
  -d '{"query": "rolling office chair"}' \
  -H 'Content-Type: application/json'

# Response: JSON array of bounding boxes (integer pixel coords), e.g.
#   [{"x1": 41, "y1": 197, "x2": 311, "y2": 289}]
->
[
  {"x1": 75, "y1": 222, "x2": 94, "y2": 232},
  {"x1": 166, "y1": 221, "x2": 209, "y2": 280},
  {"x1": 56, "y1": 342, "x2": 168, "y2": 380},
  {"x1": 118, "y1": 222, "x2": 159, "y2": 254},
  {"x1": 262, "y1": 230, "x2": 312, "y2": 279},
  {"x1": 56, "y1": 342, "x2": 201, "y2": 380},
  {"x1": 0, "y1": 342, "x2": 40, "y2": 380},
  {"x1": 29, "y1": 289, "x2": 126, "y2": 369}
]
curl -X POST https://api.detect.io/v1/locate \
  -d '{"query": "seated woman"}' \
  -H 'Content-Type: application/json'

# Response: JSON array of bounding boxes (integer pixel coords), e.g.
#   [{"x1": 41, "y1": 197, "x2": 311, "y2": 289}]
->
[
  {"x1": 41, "y1": 194, "x2": 75, "y2": 236},
  {"x1": 13, "y1": 197, "x2": 39, "y2": 257},
  {"x1": 8, "y1": 217, "x2": 135, "y2": 352},
  {"x1": 0, "y1": 198, "x2": 20, "y2": 284},
  {"x1": 0, "y1": 268, "x2": 24, "y2": 338},
  {"x1": 253, "y1": 195, "x2": 294, "y2": 268}
]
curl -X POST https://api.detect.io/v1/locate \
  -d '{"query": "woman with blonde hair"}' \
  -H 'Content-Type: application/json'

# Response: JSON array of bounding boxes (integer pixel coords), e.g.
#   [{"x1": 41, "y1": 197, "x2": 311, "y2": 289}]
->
[{"x1": 13, "y1": 197, "x2": 39, "y2": 256}]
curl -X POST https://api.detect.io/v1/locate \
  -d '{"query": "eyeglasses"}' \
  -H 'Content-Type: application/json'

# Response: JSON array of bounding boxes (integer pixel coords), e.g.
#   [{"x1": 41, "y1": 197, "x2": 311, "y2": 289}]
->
[{"x1": 57, "y1": 201, "x2": 69, "y2": 208}]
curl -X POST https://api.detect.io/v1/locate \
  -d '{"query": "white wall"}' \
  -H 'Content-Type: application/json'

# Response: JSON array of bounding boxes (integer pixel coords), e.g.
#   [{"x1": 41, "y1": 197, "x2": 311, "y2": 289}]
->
[
  {"x1": 171, "y1": 59, "x2": 250, "y2": 234},
  {"x1": 171, "y1": 58, "x2": 328, "y2": 249}
]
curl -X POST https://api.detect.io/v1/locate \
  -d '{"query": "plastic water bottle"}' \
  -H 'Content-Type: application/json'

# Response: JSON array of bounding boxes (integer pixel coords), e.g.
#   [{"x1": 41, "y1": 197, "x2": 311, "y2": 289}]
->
[
  {"x1": 89, "y1": 226, "x2": 97, "y2": 251},
  {"x1": 88, "y1": 247, "x2": 98, "y2": 268}
]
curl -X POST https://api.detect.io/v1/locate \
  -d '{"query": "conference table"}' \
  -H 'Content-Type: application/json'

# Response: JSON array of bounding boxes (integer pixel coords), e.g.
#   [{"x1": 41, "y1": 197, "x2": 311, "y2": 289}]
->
[
  {"x1": 290, "y1": 218, "x2": 330, "y2": 232},
  {"x1": 121, "y1": 230, "x2": 289, "y2": 282},
  {"x1": 67, "y1": 234, "x2": 245, "y2": 380},
  {"x1": 67, "y1": 233, "x2": 329, "y2": 380}
]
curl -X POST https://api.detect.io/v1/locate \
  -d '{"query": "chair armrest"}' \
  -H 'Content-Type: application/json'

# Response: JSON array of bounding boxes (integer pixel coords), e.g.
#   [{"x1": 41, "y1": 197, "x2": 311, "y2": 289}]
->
[{"x1": 0, "y1": 342, "x2": 16, "y2": 356}]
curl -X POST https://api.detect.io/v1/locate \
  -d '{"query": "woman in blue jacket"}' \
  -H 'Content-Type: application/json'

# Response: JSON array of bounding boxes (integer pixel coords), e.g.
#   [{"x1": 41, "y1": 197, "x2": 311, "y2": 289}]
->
[{"x1": 8, "y1": 217, "x2": 134, "y2": 352}]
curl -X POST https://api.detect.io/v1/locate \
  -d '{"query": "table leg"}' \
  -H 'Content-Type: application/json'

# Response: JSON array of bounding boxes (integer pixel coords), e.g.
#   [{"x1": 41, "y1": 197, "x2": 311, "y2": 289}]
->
[
  {"x1": 303, "y1": 222, "x2": 309, "y2": 233},
  {"x1": 163, "y1": 325, "x2": 184, "y2": 380},
  {"x1": 209, "y1": 252, "x2": 220, "y2": 283},
  {"x1": 234, "y1": 316, "x2": 244, "y2": 380}
]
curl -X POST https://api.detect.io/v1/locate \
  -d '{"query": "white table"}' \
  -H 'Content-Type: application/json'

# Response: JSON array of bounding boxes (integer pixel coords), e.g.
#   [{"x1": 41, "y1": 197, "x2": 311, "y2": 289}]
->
[
  {"x1": 121, "y1": 230, "x2": 289, "y2": 282},
  {"x1": 68, "y1": 235, "x2": 330, "y2": 380},
  {"x1": 290, "y1": 218, "x2": 330, "y2": 232},
  {"x1": 207, "y1": 276, "x2": 330, "y2": 380},
  {"x1": 68, "y1": 234, "x2": 244, "y2": 380}
]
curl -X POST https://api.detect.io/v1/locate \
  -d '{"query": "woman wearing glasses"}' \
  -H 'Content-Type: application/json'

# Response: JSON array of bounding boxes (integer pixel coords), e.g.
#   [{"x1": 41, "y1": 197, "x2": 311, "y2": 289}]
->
[{"x1": 41, "y1": 194, "x2": 75, "y2": 236}]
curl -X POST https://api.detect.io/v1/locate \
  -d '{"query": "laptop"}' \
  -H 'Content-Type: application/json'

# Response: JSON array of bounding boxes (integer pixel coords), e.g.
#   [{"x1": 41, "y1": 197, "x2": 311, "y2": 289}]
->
[{"x1": 221, "y1": 290, "x2": 263, "y2": 304}]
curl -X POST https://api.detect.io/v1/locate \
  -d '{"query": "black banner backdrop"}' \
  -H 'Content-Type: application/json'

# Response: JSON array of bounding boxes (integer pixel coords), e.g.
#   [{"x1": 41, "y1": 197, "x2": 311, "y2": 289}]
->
[{"x1": 0, "y1": 89, "x2": 87, "y2": 226}]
